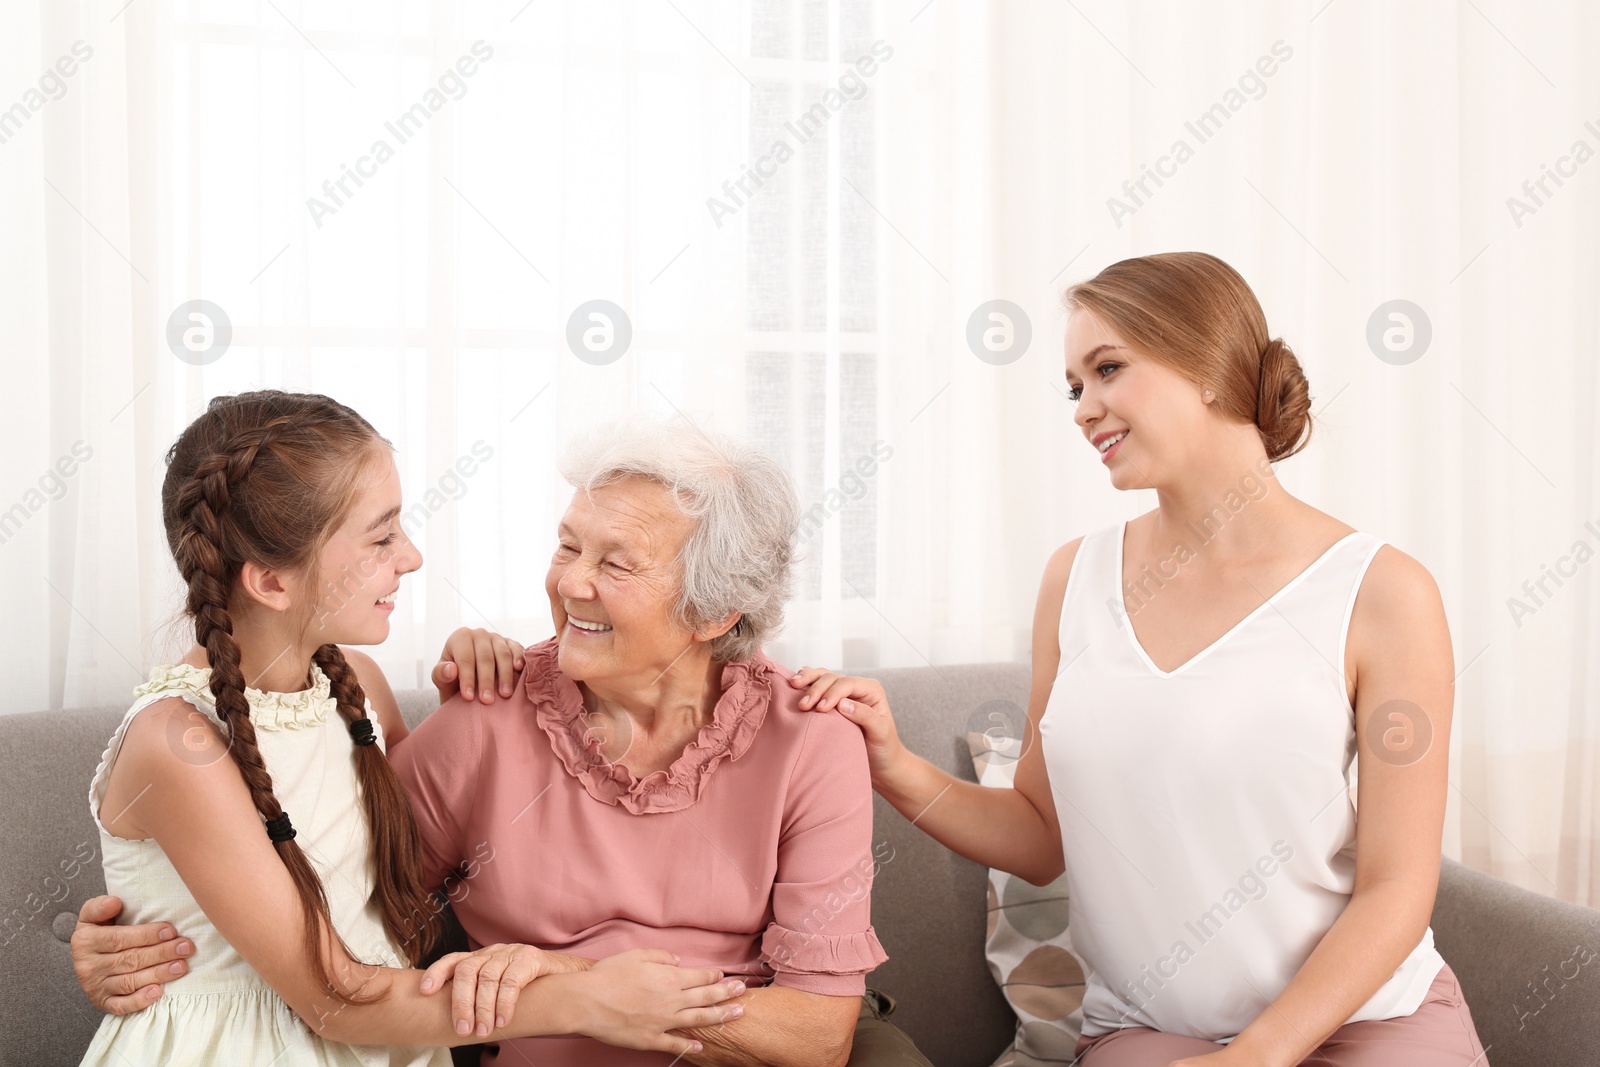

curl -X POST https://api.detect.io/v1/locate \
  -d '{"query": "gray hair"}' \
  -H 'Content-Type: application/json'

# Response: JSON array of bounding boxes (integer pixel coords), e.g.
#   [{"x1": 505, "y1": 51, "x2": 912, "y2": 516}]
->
[{"x1": 558, "y1": 417, "x2": 800, "y2": 662}]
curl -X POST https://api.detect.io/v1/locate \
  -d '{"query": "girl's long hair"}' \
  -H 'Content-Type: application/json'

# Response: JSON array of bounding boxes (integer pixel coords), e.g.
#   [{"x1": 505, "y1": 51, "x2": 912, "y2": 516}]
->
[{"x1": 160, "y1": 390, "x2": 441, "y2": 1004}]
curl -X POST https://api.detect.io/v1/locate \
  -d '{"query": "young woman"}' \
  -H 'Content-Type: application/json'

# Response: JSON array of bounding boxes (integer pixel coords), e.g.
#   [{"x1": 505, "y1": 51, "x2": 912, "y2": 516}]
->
[
  {"x1": 790, "y1": 253, "x2": 1490, "y2": 1066},
  {"x1": 80, "y1": 390, "x2": 742, "y2": 1065}
]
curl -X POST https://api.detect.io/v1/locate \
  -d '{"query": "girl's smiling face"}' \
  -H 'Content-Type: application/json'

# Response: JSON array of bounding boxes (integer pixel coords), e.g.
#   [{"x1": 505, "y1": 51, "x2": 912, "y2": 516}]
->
[{"x1": 303, "y1": 455, "x2": 422, "y2": 647}]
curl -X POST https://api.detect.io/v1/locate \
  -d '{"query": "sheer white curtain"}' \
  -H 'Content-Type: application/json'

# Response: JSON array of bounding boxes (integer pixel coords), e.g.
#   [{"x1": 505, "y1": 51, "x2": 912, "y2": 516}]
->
[
  {"x1": 0, "y1": 0, "x2": 934, "y2": 701},
  {"x1": 2, "y1": 0, "x2": 1596, "y2": 907}
]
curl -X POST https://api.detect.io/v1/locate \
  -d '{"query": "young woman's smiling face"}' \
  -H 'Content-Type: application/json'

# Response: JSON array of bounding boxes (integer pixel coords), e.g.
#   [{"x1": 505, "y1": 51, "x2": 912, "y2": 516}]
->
[{"x1": 1065, "y1": 307, "x2": 1212, "y2": 489}]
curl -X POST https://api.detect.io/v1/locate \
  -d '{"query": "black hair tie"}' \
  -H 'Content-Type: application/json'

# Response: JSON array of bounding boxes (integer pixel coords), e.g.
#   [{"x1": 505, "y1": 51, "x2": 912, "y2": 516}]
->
[
  {"x1": 349, "y1": 718, "x2": 377, "y2": 747},
  {"x1": 265, "y1": 813, "x2": 296, "y2": 843}
]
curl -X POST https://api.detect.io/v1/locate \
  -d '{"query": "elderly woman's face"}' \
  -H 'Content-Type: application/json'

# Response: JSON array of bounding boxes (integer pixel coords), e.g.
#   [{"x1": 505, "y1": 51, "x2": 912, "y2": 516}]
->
[{"x1": 546, "y1": 477, "x2": 702, "y2": 685}]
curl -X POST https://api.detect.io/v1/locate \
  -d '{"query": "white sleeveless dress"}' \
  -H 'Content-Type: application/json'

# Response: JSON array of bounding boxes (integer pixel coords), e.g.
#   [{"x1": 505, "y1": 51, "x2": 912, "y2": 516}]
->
[
  {"x1": 1040, "y1": 520, "x2": 1445, "y2": 1042},
  {"x1": 80, "y1": 662, "x2": 449, "y2": 1067}
]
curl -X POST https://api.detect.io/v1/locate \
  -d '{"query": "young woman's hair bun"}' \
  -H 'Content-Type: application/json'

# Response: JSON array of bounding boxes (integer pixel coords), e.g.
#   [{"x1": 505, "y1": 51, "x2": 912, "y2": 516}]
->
[{"x1": 1255, "y1": 336, "x2": 1312, "y2": 462}]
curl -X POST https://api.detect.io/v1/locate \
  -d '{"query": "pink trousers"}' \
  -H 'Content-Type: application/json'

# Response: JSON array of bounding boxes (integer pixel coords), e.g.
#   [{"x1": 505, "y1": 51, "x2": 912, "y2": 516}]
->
[{"x1": 1073, "y1": 964, "x2": 1489, "y2": 1066}]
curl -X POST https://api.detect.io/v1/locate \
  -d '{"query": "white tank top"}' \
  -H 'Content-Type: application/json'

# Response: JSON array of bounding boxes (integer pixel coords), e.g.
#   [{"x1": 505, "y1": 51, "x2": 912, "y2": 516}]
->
[{"x1": 1039, "y1": 519, "x2": 1444, "y2": 1042}]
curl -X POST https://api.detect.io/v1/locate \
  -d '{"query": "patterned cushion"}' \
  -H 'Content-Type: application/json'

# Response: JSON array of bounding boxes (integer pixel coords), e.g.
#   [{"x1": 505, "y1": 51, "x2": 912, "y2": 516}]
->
[{"x1": 967, "y1": 730, "x2": 1086, "y2": 1066}]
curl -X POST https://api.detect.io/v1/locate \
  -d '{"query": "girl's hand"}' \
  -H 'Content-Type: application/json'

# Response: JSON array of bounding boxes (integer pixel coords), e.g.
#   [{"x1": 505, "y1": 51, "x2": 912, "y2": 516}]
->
[
  {"x1": 419, "y1": 943, "x2": 569, "y2": 1038},
  {"x1": 432, "y1": 627, "x2": 526, "y2": 705},
  {"x1": 787, "y1": 667, "x2": 905, "y2": 782},
  {"x1": 575, "y1": 948, "x2": 747, "y2": 1056}
]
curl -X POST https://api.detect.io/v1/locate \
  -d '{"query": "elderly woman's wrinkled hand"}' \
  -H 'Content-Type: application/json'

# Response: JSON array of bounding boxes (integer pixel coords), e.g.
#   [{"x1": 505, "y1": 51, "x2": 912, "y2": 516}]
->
[
  {"x1": 70, "y1": 895, "x2": 193, "y2": 1014},
  {"x1": 433, "y1": 626, "x2": 526, "y2": 705},
  {"x1": 788, "y1": 667, "x2": 905, "y2": 781},
  {"x1": 419, "y1": 942, "x2": 569, "y2": 1037}
]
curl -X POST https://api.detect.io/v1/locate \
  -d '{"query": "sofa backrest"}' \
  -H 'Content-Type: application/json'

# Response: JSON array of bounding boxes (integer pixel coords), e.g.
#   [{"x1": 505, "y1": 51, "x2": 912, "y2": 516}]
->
[
  {"x1": 0, "y1": 701, "x2": 123, "y2": 1065},
  {"x1": 831, "y1": 663, "x2": 1024, "y2": 1061},
  {"x1": 12, "y1": 663, "x2": 1599, "y2": 1067}
]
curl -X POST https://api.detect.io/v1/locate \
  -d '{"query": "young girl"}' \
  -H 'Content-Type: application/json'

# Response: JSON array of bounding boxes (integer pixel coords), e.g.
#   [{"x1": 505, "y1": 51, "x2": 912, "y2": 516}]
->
[
  {"x1": 790, "y1": 253, "x2": 1491, "y2": 1066},
  {"x1": 81, "y1": 390, "x2": 741, "y2": 1064}
]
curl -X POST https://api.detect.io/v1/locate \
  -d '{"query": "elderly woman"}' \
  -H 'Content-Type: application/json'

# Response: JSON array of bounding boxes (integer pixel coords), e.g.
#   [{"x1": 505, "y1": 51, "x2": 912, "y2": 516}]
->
[{"x1": 70, "y1": 418, "x2": 929, "y2": 1067}]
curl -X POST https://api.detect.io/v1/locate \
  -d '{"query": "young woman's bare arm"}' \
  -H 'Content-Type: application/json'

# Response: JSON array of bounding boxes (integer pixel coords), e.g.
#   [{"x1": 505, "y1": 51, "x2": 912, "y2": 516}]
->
[{"x1": 789, "y1": 538, "x2": 1080, "y2": 885}]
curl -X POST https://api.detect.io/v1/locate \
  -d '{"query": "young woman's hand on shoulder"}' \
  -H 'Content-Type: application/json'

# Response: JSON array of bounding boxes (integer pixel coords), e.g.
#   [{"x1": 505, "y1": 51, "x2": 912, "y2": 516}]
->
[
  {"x1": 786, "y1": 536, "x2": 1080, "y2": 887},
  {"x1": 787, "y1": 668, "x2": 904, "y2": 784}
]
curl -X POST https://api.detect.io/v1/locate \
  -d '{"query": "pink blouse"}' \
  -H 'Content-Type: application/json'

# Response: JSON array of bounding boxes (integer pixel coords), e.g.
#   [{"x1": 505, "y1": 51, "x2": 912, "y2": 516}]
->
[{"x1": 390, "y1": 638, "x2": 888, "y2": 1065}]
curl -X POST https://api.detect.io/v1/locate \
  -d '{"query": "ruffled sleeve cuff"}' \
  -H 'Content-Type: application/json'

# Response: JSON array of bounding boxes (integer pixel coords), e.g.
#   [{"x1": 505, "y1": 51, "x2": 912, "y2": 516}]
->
[{"x1": 759, "y1": 922, "x2": 889, "y2": 996}]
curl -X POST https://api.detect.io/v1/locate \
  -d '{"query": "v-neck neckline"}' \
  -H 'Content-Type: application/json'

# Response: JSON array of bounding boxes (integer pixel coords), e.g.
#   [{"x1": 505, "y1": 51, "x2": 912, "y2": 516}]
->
[{"x1": 1116, "y1": 519, "x2": 1361, "y2": 678}]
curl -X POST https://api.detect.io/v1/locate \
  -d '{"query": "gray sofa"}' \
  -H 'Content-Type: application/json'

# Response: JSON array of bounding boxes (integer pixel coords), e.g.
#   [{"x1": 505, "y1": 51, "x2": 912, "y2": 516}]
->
[{"x1": 3, "y1": 661, "x2": 1597, "y2": 1066}]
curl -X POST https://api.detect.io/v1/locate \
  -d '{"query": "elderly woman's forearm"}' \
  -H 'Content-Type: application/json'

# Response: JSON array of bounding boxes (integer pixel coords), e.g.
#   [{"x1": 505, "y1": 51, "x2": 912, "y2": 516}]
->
[
  {"x1": 877, "y1": 751, "x2": 1061, "y2": 883},
  {"x1": 679, "y1": 985, "x2": 857, "y2": 1067}
]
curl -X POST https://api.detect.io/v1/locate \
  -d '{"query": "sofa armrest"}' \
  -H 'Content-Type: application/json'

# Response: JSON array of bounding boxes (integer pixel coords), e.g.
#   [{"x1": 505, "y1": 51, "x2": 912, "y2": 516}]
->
[{"x1": 1430, "y1": 856, "x2": 1600, "y2": 1067}]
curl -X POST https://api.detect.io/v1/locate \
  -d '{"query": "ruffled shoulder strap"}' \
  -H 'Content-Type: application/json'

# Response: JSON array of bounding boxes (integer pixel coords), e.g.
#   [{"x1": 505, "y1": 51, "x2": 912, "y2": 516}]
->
[
  {"x1": 88, "y1": 665, "x2": 227, "y2": 836},
  {"x1": 132, "y1": 662, "x2": 225, "y2": 717},
  {"x1": 87, "y1": 660, "x2": 337, "y2": 834}
]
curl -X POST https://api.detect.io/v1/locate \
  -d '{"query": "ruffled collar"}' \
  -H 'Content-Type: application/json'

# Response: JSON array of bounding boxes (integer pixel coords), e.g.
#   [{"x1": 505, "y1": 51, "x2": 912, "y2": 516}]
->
[
  {"x1": 134, "y1": 661, "x2": 334, "y2": 731},
  {"x1": 525, "y1": 638, "x2": 777, "y2": 814}
]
